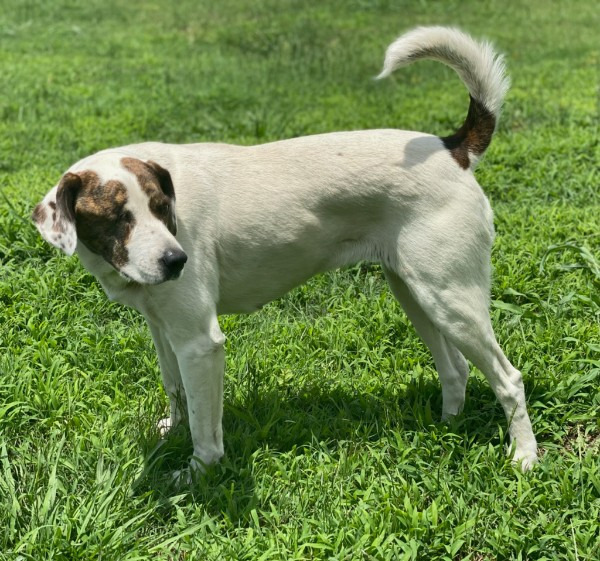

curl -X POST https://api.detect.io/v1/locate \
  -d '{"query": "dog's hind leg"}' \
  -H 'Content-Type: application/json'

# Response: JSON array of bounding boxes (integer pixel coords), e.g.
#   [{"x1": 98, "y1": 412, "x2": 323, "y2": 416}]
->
[
  {"x1": 390, "y1": 209, "x2": 538, "y2": 470},
  {"x1": 384, "y1": 268, "x2": 469, "y2": 419},
  {"x1": 400, "y1": 273, "x2": 537, "y2": 469}
]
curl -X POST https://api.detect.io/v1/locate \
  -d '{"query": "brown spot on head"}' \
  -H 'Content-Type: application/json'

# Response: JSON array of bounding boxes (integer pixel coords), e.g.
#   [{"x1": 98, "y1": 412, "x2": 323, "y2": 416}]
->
[
  {"x1": 73, "y1": 170, "x2": 134, "y2": 269},
  {"x1": 441, "y1": 95, "x2": 496, "y2": 169},
  {"x1": 121, "y1": 157, "x2": 177, "y2": 235}
]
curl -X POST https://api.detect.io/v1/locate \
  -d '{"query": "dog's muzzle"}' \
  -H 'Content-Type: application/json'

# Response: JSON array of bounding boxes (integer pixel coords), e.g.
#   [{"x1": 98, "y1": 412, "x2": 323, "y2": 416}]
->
[{"x1": 161, "y1": 249, "x2": 188, "y2": 280}]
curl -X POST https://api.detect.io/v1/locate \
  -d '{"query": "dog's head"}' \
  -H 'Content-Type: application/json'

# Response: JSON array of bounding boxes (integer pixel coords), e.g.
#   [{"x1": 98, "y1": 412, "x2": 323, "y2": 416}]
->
[{"x1": 32, "y1": 154, "x2": 187, "y2": 285}]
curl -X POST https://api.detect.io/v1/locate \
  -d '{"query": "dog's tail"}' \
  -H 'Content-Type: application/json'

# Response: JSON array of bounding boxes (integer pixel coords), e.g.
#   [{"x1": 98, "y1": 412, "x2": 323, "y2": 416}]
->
[{"x1": 377, "y1": 26, "x2": 509, "y2": 169}]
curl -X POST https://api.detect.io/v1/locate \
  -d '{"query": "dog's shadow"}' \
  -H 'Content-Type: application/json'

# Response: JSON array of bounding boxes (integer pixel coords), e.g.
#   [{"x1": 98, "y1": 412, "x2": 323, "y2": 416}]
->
[
  {"x1": 396, "y1": 135, "x2": 446, "y2": 169},
  {"x1": 132, "y1": 372, "x2": 512, "y2": 521}
]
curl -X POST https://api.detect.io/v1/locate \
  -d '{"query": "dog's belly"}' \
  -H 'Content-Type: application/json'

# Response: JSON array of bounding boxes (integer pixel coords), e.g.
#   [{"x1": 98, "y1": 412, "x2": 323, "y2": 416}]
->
[{"x1": 215, "y1": 218, "x2": 380, "y2": 315}]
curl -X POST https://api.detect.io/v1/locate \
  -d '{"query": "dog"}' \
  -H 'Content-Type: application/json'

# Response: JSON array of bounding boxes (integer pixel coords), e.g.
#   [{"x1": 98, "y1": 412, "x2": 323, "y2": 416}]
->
[{"x1": 33, "y1": 26, "x2": 538, "y2": 477}]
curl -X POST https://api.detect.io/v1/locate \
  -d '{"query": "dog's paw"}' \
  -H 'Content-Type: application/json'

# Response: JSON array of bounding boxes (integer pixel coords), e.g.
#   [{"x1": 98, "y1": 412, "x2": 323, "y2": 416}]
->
[
  {"x1": 157, "y1": 417, "x2": 173, "y2": 437},
  {"x1": 440, "y1": 409, "x2": 463, "y2": 422},
  {"x1": 171, "y1": 458, "x2": 211, "y2": 487},
  {"x1": 171, "y1": 467, "x2": 193, "y2": 487},
  {"x1": 511, "y1": 449, "x2": 538, "y2": 472}
]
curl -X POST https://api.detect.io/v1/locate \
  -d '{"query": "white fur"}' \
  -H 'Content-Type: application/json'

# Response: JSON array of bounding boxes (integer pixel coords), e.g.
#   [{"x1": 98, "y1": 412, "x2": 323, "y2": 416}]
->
[
  {"x1": 377, "y1": 26, "x2": 509, "y2": 119},
  {"x1": 120, "y1": 178, "x2": 181, "y2": 284},
  {"x1": 34, "y1": 27, "x2": 538, "y2": 476},
  {"x1": 36, "y1": 185, "x2": 78, "y2": 256}
]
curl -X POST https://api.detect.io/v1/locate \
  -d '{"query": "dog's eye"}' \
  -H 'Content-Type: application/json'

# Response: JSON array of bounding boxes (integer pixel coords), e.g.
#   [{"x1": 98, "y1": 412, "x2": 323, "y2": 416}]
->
[{"x1": 118, "y1": 210, "x2": 131, "y2": 222}]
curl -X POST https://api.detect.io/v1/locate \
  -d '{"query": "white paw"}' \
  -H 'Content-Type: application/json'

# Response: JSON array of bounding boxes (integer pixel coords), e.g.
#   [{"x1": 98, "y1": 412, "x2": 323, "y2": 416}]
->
[
  {"x1": 511, "y1": 448, "x2": 539, "y2": 472},
  {"x1": 441, "y1": 402, "x2": 464, "y2": 421},
  {"x1": 441, "y1": 409, "x2": 461, "y2": 422},
  {"x1": 441, "y1": 393, "x2": 465, "y2": 421},
  {"x1": 171, "y1": 457, "x2": 211, "y2": 487},
  {"x1": 157, "y1": 417, "x2": 173, "y2": 437},
  {"x1": 171, "y1": 468, "x2": 192, "y2": 486}
]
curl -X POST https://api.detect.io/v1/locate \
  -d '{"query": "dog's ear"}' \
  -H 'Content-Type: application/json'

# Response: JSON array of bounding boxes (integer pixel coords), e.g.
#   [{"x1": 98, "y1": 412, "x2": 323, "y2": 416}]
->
[
  {"x1": 146, "y1": 160, "x2": 175, "y2": 199},
  {"x1": 146, "y1": 160, "x2": 177, "y2": 235},
  {"x1": 32, "y1": 172, "x2": 82, "y2": 256}
]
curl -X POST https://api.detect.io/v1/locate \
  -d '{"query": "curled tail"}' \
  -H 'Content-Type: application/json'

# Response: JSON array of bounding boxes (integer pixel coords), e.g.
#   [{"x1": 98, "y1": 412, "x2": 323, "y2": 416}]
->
[{"x1": 377, "y1": 26, "x2": 510, "y2": 169}]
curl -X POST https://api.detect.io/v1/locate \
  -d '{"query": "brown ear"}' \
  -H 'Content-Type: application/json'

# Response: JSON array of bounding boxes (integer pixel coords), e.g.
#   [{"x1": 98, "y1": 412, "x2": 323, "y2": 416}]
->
[
  {"x1": 146, "y1": 160, "x2": 177, "y2": 235},
  {"x1": 146, "y1": 160, "x2": 175, "y2": 200},
  {"x1": 32, "y1": 173, "x2": 82, "y2": 255},
  {"x1": 56, "y1": 172, "x2": 82, "y2": 223}
]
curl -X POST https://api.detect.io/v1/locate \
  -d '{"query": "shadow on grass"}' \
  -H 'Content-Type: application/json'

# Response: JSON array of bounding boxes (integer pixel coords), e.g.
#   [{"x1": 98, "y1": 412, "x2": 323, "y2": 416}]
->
[{"x1": 130, "y1": 371, "x2": 536, "y2": 522}]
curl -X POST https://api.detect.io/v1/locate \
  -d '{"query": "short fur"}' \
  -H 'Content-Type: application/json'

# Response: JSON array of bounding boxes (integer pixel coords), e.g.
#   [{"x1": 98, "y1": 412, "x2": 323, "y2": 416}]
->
[{"x1": 33, "y1": 26, "x2": 538, "y2": 478}]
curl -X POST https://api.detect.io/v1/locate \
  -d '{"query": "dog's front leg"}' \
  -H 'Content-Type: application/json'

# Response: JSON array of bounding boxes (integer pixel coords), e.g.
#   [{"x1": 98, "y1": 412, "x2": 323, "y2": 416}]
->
[
  {"x1": 170, "y1": 315, "x2": 226, "y2": 474},
  {"x1": 147, "y1": 320, "x2": 187, "y2": 435}
]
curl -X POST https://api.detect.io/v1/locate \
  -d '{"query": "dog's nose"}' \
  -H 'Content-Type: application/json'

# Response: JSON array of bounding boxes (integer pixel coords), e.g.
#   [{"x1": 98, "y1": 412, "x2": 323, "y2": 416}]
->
[{"x1": 161, "y1": 249, "x2": 188, "y2": 279}]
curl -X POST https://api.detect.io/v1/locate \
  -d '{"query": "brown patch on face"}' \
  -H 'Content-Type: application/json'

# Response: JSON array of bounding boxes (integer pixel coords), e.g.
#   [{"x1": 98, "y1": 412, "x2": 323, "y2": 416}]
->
[
  {"x1": 121, "y1": 157, "x2": 177, "y2": 234},
  {"x1": 73, "y1": 170, "x2": 134, "y2": 268},
  {"x1": 441, "y1": 96, "x2": 496, "y2": 169}
]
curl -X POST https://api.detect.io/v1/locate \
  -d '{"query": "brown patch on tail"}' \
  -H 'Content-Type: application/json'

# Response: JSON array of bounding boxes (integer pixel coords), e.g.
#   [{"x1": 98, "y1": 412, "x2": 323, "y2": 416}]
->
[{"x1": 441, "y1": 96, "x2": 496, "y2": 169}]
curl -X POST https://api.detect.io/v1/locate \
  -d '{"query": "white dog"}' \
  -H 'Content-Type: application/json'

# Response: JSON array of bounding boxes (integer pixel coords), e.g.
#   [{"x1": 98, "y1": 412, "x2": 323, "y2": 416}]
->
[{"x1": 33, "y1": 26, "x2": 538, "y2": 476}]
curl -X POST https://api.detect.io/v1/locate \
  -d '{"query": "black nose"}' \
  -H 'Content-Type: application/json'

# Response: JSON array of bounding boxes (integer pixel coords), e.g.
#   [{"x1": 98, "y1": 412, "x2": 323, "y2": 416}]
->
[{"x1": 161, "y1": 249, "x2": 188, "y2": 279}]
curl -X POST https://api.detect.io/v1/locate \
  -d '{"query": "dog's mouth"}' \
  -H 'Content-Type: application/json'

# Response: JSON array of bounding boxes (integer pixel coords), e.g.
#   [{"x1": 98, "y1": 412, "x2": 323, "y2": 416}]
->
[
  {"x1": 165, "y1": 268, "x2": 184, "y2": 281},
  {"x1": 117, "y1": 266, "x2": 184, "y2": 285},
  {"x1": 118, "y1": 269, "x2": 138, "y2": 283}
]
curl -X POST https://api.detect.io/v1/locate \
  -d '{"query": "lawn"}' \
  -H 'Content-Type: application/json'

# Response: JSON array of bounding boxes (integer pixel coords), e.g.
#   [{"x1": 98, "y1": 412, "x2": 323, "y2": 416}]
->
[{"x1": 0, "y1": 0, "x2": 599, "y2": 559}]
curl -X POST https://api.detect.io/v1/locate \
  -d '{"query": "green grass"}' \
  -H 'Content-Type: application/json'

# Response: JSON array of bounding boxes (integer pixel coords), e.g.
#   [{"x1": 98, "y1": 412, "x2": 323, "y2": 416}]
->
[{"x1": 1, "y1": 0, "x2": 599, "y2": 559}]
